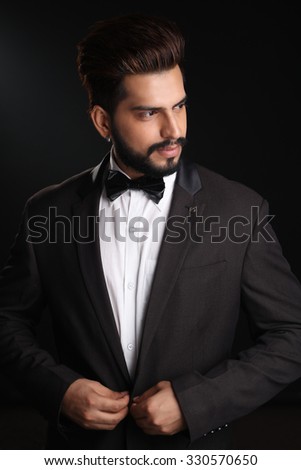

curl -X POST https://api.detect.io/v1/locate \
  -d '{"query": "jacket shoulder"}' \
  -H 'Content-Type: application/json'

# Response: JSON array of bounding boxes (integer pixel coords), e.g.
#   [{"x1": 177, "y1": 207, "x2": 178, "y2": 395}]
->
[
  {"x1": 196, "y1": 164, "x2": 264, "y2": 207},
  {"x1": 26, "y1": 167, "x2": 95, "y2": 209}
]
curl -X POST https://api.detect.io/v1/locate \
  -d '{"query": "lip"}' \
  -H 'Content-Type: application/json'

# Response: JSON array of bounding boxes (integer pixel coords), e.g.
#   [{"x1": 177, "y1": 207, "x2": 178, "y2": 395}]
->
[{"x1": 156, "y1": 145, "x2": 180, "y2": 158}]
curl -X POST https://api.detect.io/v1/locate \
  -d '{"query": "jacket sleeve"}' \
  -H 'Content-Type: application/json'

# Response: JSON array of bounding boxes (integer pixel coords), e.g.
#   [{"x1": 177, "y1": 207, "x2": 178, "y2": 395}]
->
[
  {"x1": 172, "y1": 199, "x2": 301, "y2": 442},
  {"x1": 0, "y1": 201, "x2": 82, "y2": 424}
]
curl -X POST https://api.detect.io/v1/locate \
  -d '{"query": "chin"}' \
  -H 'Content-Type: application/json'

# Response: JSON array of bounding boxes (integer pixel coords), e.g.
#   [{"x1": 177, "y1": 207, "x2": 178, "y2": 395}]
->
[{"x1": 145, "y1": 158, "x2": 179, "y2": 178}]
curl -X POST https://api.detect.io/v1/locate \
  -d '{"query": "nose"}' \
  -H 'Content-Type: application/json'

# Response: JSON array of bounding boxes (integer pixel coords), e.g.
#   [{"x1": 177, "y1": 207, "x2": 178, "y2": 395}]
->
[{"x1": 160, "y1": 112, "x2": 182, "y2": 140}]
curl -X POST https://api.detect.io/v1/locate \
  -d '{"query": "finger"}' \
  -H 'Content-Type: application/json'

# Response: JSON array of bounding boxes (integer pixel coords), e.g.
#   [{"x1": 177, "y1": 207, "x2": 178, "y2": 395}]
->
[
  {"x1": 130, "y1": 401, "x2": 150, "y2": 419},
  {"x1": 133, "y1": 385, "x2": 158, "y2": 403},
  {"x1": 102, "y1": 389, "x2": 130, "y2": 399},
  {"x1": 95, "y1": 393, "x2": 130, "y2": 413},
  {"x1": 93, "y1": 382, "x2": 129, "y2": 400},
  {"x1": 130, "y1": 402, "x2": 148, "y2": 419},
  {"x1": 82, "y1": 403, "x2": 129, "y2": 430}
]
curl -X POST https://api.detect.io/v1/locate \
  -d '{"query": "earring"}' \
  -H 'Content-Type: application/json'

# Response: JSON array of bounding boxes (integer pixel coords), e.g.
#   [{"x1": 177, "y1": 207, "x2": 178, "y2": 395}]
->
[{"x1": 106, "y1": 136, "x2": 111, "y2": 143}]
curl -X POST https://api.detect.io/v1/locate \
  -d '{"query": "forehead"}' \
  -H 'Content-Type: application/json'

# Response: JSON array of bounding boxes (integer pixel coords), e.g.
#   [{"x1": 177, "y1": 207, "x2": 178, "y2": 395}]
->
[{"x1": 120, "y1": 65, "x2": 185, "y2": 107}]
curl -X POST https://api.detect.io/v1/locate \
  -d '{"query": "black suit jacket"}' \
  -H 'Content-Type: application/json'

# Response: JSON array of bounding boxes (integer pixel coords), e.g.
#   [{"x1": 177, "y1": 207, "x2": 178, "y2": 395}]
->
[{"x1": 1, "y1": 154, "x2": 301, "y2": 449}]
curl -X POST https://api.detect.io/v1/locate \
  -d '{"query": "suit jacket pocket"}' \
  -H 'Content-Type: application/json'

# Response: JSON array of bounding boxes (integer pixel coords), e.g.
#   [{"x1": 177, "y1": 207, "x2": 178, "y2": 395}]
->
[{"x1": 180, "y1": 259, "x2": 227, "y2": 271}]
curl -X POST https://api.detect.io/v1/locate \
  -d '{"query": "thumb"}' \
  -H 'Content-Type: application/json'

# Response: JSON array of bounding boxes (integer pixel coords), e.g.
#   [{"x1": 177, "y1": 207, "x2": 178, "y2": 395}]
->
[{"x1": 133, "y1": 385, "x2": 158, "y2": 403}]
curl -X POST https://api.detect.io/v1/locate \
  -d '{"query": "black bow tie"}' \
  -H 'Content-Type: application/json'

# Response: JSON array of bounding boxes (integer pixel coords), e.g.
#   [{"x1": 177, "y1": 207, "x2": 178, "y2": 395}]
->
[{"x1": 105, "y1": 170, "x2": 165, "y2": 204}]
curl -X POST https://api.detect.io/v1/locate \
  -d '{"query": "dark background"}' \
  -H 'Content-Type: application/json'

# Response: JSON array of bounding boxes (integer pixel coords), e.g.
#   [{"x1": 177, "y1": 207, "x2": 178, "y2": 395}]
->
[{"x1": 0, "y1": 0, "x2": 300, "y2": 449}]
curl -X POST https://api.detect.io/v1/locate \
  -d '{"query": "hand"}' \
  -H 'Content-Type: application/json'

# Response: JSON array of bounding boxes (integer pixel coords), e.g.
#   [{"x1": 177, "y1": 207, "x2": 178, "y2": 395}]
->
[
  {"x1": 130, "y1": 380, "x2": 187, "y2": 435},
  {"x1": 61, "y1": 378, "x2": 130, "y2": 430}
]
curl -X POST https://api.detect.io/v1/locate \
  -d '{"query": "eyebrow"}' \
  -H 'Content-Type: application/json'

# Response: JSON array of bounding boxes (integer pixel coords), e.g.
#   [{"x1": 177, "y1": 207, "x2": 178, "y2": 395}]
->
[{"x1": 130, "y1": 95, "x2": 188, "y2": 112}]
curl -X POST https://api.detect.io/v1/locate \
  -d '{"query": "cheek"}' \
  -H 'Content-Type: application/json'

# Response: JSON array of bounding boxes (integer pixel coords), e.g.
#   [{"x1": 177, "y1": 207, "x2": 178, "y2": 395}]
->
[{"x1": 119, "y1": 119, "x2": 159, "y2": 149}]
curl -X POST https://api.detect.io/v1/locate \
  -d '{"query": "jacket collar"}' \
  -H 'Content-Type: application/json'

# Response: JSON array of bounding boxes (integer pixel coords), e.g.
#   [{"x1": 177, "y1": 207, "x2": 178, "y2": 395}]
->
[{"x1": 77, "y1": 152, "x2": 202, "y2": 200}]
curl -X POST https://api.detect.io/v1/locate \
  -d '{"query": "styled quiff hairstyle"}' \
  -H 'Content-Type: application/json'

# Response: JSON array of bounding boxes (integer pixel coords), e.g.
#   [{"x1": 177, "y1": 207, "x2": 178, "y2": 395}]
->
[{"x1": 77, "y1": 14, "x2": 185, "y2": 114}]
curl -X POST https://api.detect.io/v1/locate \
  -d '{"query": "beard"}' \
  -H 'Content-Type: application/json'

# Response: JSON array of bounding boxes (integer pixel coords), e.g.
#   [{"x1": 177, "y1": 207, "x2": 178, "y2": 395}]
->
[{"x1": 110, "y1": 123, "x2": 187, "y2": 178}]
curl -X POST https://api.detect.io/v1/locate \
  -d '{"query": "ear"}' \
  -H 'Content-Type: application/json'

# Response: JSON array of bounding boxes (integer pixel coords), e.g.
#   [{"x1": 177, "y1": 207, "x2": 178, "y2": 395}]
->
[{"x1": 90, "y1": 105, "x2": 111, "y2": 141}]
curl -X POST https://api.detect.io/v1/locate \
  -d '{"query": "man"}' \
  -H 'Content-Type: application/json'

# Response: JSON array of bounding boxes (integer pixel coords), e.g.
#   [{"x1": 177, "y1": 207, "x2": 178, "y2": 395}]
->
[{"x1": 0, "y1": 14, "x2": 301, "y2": 450}]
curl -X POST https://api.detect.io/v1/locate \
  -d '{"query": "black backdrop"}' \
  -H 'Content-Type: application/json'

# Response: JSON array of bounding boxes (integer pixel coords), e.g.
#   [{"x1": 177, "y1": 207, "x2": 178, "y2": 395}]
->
[{"x1": 0, "y1": 0, "x2": 301, "y2": 444}]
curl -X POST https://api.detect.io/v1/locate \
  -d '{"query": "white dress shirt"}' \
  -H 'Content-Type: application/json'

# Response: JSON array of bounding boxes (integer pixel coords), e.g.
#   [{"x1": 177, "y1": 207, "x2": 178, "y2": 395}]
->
[{"x1": 98, "y1": 153, "x2": 176, "y2": 378}]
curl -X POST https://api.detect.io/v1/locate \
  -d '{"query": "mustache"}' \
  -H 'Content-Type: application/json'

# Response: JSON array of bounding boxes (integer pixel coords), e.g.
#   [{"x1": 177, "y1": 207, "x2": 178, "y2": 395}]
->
[{"x1": 147, "y1": 137, "x2": 187, "y2": 157}]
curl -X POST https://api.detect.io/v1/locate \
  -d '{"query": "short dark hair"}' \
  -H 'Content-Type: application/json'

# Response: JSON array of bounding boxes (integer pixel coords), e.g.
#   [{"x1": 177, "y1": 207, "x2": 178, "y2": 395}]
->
[{"x1": 77, "y1": 14, "x2": 185, "y2": 114}]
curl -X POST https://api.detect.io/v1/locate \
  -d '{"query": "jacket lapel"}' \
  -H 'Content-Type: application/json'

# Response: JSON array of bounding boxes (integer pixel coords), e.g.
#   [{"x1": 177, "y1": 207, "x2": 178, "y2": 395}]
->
[
  {"x1": 136, "y1": 157, "x2": 204, "y2": 374},
  {"x1": 72, "y1": 154, "x2": 131, "y2": 385}
]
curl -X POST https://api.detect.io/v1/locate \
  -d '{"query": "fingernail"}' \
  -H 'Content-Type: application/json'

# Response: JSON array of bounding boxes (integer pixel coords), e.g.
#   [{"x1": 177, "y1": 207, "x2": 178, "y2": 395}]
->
[
  {"x1": 133, "y1": 396, "x2": 140, "y2": 402},
  {"x1": 120, "y1": 391, "x2": 129, "y2": 397}
]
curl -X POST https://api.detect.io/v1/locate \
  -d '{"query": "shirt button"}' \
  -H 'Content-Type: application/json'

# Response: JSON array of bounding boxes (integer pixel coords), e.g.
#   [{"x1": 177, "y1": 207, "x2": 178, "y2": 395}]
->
[
  {"x1": 127, "y1": 282, "x2": 135, "y2": 290},
  {"x1": 127, "y1": 343, "x2": 134, "y2": 351}
]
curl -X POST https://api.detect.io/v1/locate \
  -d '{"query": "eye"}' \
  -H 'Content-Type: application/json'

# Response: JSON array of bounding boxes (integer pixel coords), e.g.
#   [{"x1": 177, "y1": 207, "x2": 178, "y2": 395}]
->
[
  {"x1": 135, "y1": 110, "x2": 159, "y2": 121},
  {"x1": 174, "y1": 102, "x2": 187, "y2": 111},
  {"x1": 139, "y1": 110, "x2": 157, "y2": 119}
]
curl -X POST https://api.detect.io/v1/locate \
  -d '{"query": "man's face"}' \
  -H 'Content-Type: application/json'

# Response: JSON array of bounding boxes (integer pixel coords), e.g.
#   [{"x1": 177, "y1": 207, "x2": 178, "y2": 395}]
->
[{"x1": 111, "y1": 65, "x2": 187, "y2": 178}]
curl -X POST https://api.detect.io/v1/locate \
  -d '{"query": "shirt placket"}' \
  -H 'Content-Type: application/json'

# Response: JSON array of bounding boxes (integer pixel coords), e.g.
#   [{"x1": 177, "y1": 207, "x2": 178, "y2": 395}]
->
[{"x1": 122, "y1": 190, "x2": 139, "y2": 378}]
